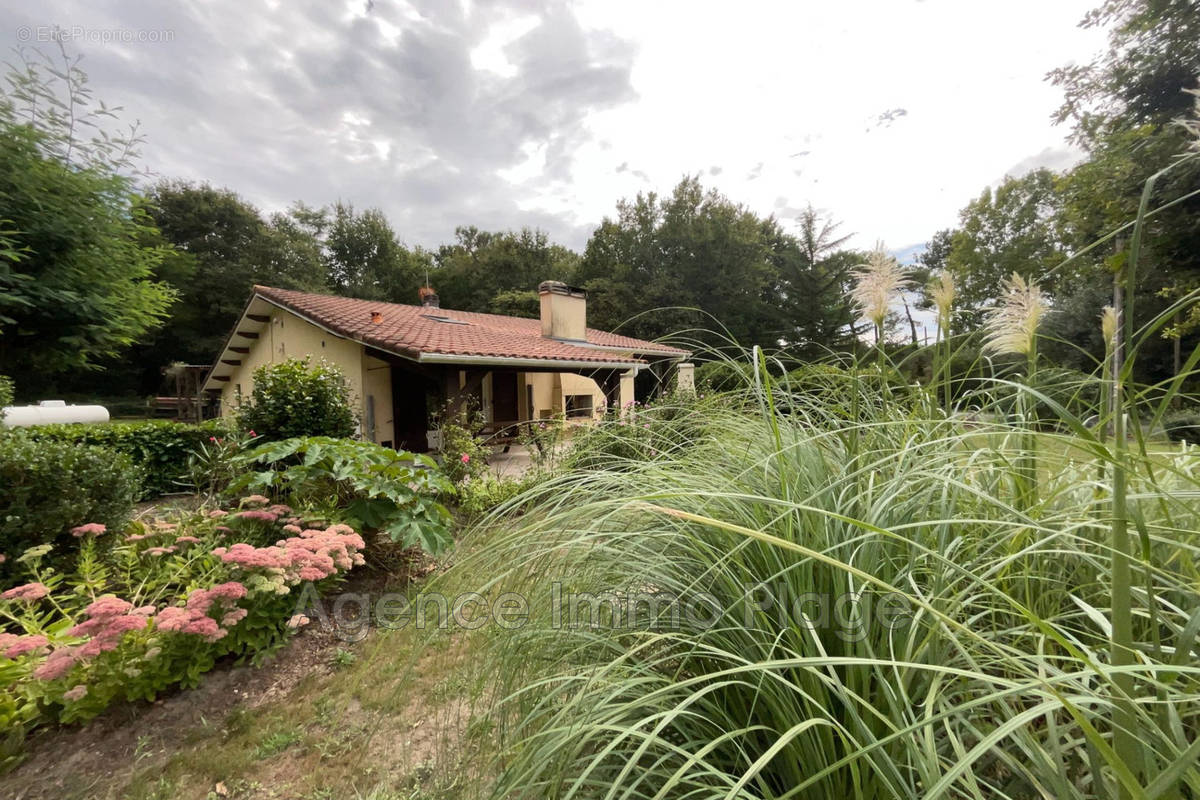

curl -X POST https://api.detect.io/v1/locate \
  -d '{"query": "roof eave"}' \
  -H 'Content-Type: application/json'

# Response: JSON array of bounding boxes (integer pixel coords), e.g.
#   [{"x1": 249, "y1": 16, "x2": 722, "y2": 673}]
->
[{"x1": 416, "y1": 352, "x2": 646, "y2": 371}]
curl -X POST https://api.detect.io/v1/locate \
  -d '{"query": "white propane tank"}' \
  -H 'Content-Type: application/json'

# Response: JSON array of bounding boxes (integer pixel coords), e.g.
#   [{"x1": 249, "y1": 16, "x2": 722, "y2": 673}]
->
[{"x1": 1, "y1": 400, "x2": 110, "y2": 427}]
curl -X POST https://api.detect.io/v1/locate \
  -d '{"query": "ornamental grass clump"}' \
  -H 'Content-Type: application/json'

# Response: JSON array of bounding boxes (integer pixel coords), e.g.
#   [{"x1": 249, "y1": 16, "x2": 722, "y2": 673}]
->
[
  {"x1": 983, "y1": 271, "x2": 1052, "y2": 508},
  {"x1": 929, "y1": 271, "x2": 958, "y2": 408},
  {"x1": 424, "y1": 335, "x2": 1200, "y2": 799},
  {"x1": 850, "y1": 243, "x2": 910, "y2": 350}
]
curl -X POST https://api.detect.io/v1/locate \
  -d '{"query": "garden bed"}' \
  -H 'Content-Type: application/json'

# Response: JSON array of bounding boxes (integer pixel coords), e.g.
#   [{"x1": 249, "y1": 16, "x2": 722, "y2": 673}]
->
[{"x1": 1, "y1": 567, "x2": 479, "y2": 800}]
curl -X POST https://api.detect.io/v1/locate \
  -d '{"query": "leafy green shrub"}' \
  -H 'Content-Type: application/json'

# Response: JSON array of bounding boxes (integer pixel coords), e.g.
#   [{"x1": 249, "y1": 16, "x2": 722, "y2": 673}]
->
[
  {"x1": 0, "y1": 502, "x2": 364, "y2": 754},
  {"x1": 563, "y1": 391, "x2": 709, "y2": 471},
  {"x1": 24, "y1": 420, "x2": 227, "y2": 498},
  {"x1": 1164, "y1": 408, "x2": 1200, "y2": 445},
  {"x1": 693, "y1": 360, "x2": 752, "y2": 392},
  {"x1": 230, "y1": 437, "x2": 454, "y2": 554},
  {"x1": 236, "y1": 358, "x2": 356, "y2": 441},
  {"x1": 0, "y1": 375, "x2": 12, "y2": 417},
  {"x1": 0, "y1": 434, "x2": 140, "y2": 580},
  {"x1": 452, "y1": 474, "x2": 543, "y2": 521}
]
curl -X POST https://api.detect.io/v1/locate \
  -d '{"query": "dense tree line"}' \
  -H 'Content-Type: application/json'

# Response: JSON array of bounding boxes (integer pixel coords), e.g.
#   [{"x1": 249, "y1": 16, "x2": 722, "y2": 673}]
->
[
  {"x1": 2, "y1": 0, "x2": 1197, "y2": 401},
  {"x1": 919, "y1": 0, "x2": 1200, "y2": 383},
  {"x1": 1, "y1": 47, "x2": 864, "y2": 400}
]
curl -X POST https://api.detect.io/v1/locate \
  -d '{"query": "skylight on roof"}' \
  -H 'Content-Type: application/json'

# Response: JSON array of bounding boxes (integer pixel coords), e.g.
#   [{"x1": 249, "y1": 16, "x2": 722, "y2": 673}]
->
[{"x1": 421, "y1": 314, "x2": 469, "y2": 325}]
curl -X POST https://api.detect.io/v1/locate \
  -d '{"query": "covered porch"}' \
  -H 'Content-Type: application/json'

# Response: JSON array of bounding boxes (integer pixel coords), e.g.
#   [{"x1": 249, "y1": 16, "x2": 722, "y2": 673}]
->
[{"x1": 362, "y1": 347, "x2": 691, "y2": 452}]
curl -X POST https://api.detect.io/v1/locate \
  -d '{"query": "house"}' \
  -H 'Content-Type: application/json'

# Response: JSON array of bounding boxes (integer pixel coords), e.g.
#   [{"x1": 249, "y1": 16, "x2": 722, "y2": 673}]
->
[{"x1": 201, "y1": 282, "x2": 692, "y2": 451}]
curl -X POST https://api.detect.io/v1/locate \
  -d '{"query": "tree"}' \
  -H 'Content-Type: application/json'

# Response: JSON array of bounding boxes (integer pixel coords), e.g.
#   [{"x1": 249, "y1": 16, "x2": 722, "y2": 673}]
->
[
  {"x1": 1050, "y1": 0, "x2": 1200, "y2": 150},
  {"x1": 772, "y1": 206, "x2": 859, "y2": 353},
  {"x1": 943, "y1": 170, "x2": 1070, "y2": 328},
  {"x1": 323, "y1": 202, "x2": 427, "y2": 304},
  {"x1": 432, "y1": 227, "x2": 579, "y2": 314},
  {"x1": 577, "y1": 179, "x2": 860, "y2": 354},
  {"x1": 146, "y1": 182, "x2": 286, "y2": 366},
  {"x1": 0, "y1": 48, "x2": 174, "y2": 387},
  {"x1": 1049, "y1": 0, "x2": 1200, "y2": 379}
]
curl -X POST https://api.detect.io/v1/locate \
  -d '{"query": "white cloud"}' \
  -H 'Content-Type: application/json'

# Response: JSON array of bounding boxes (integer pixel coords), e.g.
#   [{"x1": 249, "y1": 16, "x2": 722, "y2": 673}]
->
[{"x1": 8, "y1": 0, "x2": 1106, "y2": 254}]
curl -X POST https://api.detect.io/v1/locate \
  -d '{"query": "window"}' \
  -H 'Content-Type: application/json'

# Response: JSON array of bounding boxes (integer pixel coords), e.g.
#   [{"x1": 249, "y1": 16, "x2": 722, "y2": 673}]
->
[{"x1": 564, "y1": 394, "x2": 593, "y2": 419}]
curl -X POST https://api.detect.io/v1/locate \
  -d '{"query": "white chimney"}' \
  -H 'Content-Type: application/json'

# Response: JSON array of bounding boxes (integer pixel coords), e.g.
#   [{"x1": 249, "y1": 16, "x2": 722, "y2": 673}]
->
[{"x1": 538, "y1": 281, "x2": 587, "y2": 341}]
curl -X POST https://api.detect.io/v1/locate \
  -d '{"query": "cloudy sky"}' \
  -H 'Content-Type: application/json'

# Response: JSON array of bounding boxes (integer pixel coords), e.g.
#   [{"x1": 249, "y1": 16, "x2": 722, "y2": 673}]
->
[{"x1": 8, "y1": 0, "x2": 1105, "y2": 256}]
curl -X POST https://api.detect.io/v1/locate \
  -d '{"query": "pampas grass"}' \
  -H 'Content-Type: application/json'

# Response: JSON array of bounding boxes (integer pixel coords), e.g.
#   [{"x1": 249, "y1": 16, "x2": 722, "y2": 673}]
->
[
  {"x1": 436, "y1": 355, "x2": 1200, "y2": 800},
  {"x1": 983, "y1": 272, "x2": 1050, "y2": 358},
  {"x1": 850, "y1": 244, "x2": 910, "y2": 346}
]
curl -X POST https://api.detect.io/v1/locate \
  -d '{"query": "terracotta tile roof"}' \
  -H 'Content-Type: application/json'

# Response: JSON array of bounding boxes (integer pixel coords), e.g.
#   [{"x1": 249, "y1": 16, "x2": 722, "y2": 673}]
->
[{"x1": 252, "y1": 286, "x2": 689, "y2": 365}]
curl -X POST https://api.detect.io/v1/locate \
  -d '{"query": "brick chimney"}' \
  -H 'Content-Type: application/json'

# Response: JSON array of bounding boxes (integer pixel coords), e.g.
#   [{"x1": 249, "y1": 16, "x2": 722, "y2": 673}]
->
[
  {"x1": 418, "y1": 286, "x2": 439, "y2": 309},
  {"x1": 538, "y1": 281, "x2": 586, "y2": 341}
]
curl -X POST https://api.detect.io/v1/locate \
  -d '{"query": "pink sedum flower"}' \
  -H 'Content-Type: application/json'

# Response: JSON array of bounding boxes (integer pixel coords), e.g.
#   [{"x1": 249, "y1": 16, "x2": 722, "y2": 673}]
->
[
  {"x1": 2, "y1": 583, "x2": 49, "y2": 602},
  {"x1": 182, "y1": 616, "x2": 225, "y2": 641},
  {"x1": 460, "y1": 453, "x2": 470, "y2": 464},
  {"x1": 33, "y1": 647, "x2": 78, "y2": 681},
  {"x1": 237, "y1": 510, "x2": 279, "y2": 523},
  {"x1": 70, "y1": 523, "x2": 107, "y2": 537},
  {"x1": 63, "y1": 684, "x2": 88, "y2": 702},
  {"x1": 221, "y1": 608, "x2": 248, "y2": 627},
  {"x1": 85, "y1": 596, "x2": 133, "y2": 618},
  {"x1": 4, "y1": 634, "x2": 49, "y2": 659}
]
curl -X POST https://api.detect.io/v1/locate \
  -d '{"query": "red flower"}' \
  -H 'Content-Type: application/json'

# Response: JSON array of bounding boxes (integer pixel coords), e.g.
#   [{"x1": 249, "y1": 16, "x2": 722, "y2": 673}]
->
[{"x1": 460, "y1": 453, "x2": 470, "y2": 464}]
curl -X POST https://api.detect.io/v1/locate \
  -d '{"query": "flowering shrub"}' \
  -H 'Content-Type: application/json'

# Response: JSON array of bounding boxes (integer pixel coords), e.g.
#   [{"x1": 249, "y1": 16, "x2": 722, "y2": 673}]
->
[
  {"x1": 0, "y1": 499, "x2": 364, "y2": 752},
  {"x1": 518, "y1": 418, "x2": 566, "y2": 473},
  {"x1": 433, "y1": 401, "x2": 490, "y2": 484},
  {"x1": 230, "y1": 436, "x2": 454, "y2": 554},
  {"x1": 235, "y1": 357, "x2": 357, "y2": 441}
]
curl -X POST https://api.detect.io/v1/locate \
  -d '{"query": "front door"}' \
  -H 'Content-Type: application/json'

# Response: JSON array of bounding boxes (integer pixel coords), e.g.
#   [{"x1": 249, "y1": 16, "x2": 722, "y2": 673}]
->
[{"x1": 392, "y1": 367, "x2": 432, "y2": 452}]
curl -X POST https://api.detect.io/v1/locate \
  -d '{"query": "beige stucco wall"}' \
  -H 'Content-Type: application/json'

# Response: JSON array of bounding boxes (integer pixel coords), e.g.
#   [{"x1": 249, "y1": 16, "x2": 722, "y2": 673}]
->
[
  {"x1": 361, "y1": 352, "x2": 394, "y2": 445},
  {"x1": 522, "y1": 371, "x2": 614, "y2": 421},
  {"x1": 217, "y1": 310, "x2": 389, "y2": 441}
]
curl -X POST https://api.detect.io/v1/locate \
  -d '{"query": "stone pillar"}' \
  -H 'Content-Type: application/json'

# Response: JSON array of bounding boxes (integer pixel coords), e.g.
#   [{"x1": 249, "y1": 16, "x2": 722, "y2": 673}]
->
[{"x1": 676, "y1": 362, "x2": 695, "y2": 394}]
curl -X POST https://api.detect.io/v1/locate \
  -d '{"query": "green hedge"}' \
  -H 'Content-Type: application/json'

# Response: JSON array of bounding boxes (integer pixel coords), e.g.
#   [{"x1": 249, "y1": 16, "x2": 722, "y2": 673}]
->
[
  {"x1": 0, "y1": 433, "x2": 140, "y2": 578},
  {"x1": 25, "y1": 420, "x2": 228, "y2": 498},
  {"x1": 1164, "y1": 409, "x2": 1200, "y2": 446}
]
